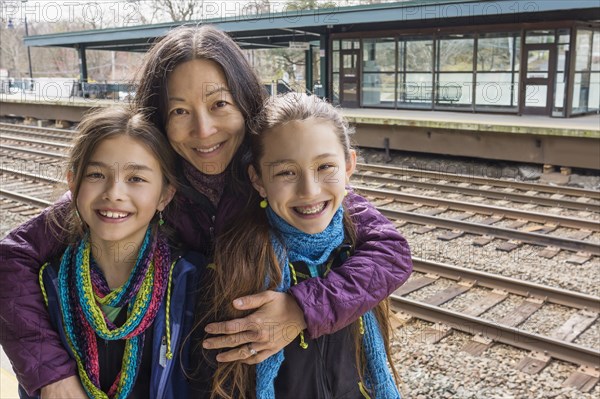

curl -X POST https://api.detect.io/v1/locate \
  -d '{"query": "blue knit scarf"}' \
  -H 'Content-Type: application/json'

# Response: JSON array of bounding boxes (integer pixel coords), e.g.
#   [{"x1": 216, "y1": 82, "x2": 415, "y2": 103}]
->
[{"x1": 256, "y1": 206, "x2": 400, "y2": 399}]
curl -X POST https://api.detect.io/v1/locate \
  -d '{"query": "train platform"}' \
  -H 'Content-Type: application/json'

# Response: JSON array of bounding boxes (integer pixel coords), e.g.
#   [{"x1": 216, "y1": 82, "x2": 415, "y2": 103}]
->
[
  {"x1": 341, "y1": 108, "x2": 600, "y2": 170},
  {"x1": 1, "y1": 347, "x2": 18, "y2": 398},
  {"x1": 2, "y1": 93, "x2": 599, "y2": 169},
  {"x1": 342, "y1": 108, "x2": 600, "y2": 138}
]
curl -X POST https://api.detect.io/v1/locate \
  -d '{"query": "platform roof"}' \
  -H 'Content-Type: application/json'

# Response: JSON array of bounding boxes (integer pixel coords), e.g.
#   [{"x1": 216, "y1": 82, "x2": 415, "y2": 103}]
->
[{"x1": 24, "y1": 0, "x2": 600, "y2": 52}]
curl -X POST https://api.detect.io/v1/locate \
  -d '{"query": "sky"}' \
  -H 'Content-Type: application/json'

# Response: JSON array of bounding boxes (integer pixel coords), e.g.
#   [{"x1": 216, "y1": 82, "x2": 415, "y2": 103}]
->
[{"x1": 0, "y1": 0, "x2": 372, "y2": 29}]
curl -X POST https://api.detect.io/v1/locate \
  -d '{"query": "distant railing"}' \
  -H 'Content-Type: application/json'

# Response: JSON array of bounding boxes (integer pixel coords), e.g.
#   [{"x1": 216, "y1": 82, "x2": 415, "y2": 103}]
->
[
  {"x1": 71, "y1": 82, "x2": 136, "y2": 100},
  {"x1": 0, "y1": 78, "x2": 35, "y2": 93},
  {"x1": 401, "y1": 84, "x2": 462, "y2": 104},
  {"x1": 264, "y1": 79, "x2": 314, "y2": 96}
]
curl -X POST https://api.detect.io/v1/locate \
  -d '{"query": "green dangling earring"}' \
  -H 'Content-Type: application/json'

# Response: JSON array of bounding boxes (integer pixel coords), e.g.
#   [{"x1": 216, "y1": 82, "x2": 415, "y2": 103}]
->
[
  {"x1": 344, "y1": 189, "x2": 348, "y2": 197},
  {"x1": 259, "y1": 198, "x2": 268, "y2": 209},
  {"x1": 158, "y1": 211, "x2": 165, "y2": 226}
]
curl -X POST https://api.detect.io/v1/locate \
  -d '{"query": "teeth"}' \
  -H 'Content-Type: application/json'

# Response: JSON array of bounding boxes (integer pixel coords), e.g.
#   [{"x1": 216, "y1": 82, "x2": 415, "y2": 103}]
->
[
  {"x1": 99, "y1": 210, "x2": 129, "y2": 219},
  {"x1": 295, "y1": 202, "x2": 326, "y2": 215},
  {"x1": 194, "y1": 143, "x2": 221, "y2": 153}
]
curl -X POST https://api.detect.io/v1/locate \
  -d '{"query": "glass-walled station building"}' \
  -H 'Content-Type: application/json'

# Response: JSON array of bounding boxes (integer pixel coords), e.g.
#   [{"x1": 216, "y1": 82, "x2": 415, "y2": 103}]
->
[
  {"x1": 19, "y1": 0, "x2": 600, "y2": 119},
  {"x1": 330, "y1": 23, "x2": 599, "y2": 117}
]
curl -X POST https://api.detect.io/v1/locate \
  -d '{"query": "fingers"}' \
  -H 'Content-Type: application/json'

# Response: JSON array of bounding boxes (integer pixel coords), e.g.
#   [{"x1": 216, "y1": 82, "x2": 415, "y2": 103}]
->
[
  {"x1": 203, "y1": 330, "x2": 257, "y2": 350},
  {"x1": 232, "y1": 290, "x2": 276, "y2": 310},
  {"x1": 214, "y1": 342, "x2": 267, "y2": 363},
  {"x1": 241, "y1": 348, "x2": 278, "y2": 365},
  {"x1": 205, "y1": 317, "x2": 253, "y2": 335}
]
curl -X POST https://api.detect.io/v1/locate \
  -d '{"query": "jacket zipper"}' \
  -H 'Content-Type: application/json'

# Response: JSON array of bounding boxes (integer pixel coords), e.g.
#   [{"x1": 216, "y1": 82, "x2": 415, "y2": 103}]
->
[
  {"x1": 209, "y1": 215, "x2": 215, "y2": 240},
  {"x1": 156, "y1": 324, "x2": 181, "y2": 399}
]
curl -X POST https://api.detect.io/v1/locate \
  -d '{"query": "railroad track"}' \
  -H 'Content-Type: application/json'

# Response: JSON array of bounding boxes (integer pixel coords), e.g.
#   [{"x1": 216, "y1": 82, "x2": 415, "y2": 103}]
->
[
  {"x1": 1, "y1": 123, "x2": 599, "y2": 391},
  {"x1": 352, "y1": 163, "x2": 600, "y2": 262},
  {"x1": 354, "y1": 163, "x2": 600, "y2": 216},
  {"x1": 0, "y1": 122, "x2": 77, "y2": 142},
  {"x1": 389, "y1": 258, "x2": 599, "y2": 391}
]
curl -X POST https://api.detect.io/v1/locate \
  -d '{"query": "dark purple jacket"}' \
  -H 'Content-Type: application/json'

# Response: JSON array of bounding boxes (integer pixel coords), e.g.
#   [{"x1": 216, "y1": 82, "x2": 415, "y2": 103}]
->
[{"x1": 0, "y1": 182, "x2": 412, "y2": 395}]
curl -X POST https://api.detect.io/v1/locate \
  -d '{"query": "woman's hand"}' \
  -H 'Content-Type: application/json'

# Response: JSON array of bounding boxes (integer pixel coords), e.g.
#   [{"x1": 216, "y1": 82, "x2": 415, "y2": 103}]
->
[
  {"x1": 203, "y1": 291, "x2": 307, "y2": 364},
  {"x1": 40, "y1": 375, "x2": 87, "y2": 398}
]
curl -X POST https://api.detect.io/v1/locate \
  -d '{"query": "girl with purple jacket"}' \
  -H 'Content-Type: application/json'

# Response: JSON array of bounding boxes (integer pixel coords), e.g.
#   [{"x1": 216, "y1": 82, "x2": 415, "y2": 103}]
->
[
  {"x1": 21, "y1": 107, "x2": 198, "y2": 399},
  {"x1": 0, "y1": 25, "x2": 412, "y2": 397},
  {"x1": 197, "y1": 93, "x2": 402, "y2": 399}
]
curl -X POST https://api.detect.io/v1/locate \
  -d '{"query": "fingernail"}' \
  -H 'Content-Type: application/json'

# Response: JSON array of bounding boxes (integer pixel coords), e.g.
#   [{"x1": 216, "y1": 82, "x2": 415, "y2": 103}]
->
[
  {"x1": 234, "y1": 299, "x2": 244, "y2": 307},
  {"x1": 205, "y1": 325, "x2": 214, "y2": 333},
  {"x1": 202, "y1": 341, "x2": 211, "y2": 349}
]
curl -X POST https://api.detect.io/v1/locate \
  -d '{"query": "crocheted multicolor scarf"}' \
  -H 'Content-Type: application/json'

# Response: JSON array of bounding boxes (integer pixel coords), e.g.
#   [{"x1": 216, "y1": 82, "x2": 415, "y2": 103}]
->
[
  {"x1": 57, "y1": 228, "x2": 171, "y2": 399},
  {"x1": 256, "y1": 206, "x2": 401, "y2": 399}
]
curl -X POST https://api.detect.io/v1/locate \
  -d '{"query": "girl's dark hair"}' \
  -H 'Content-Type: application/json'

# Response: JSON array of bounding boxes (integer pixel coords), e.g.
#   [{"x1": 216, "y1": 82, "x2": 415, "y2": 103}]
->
[
  {"x1": 50, "y1": 106, "x2": 178, "y2": 243},
  {"x1": 202, "y1": 94, "x2": 398, "y2": 398}
]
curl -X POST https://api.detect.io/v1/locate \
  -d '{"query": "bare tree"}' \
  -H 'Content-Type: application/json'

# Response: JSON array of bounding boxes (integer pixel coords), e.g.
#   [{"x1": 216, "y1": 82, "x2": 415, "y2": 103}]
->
[{"x1": 147, "y1": 0, "x2": 204, "y2": 22}]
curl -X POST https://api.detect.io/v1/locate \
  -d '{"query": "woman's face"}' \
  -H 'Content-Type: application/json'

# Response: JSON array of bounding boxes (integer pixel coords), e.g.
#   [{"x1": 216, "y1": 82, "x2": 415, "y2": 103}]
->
[{"x1": 166, "y1": 59, "x2": 246, "y2": 175}]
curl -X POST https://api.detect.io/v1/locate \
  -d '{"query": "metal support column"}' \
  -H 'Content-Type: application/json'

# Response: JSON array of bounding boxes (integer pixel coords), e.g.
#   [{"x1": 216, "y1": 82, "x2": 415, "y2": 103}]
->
[
  {"x1": 305, "y1": 45, "x2": 313, "y2": 94},
  {"x1": 320, "y1": 32, "x2": 330, "y2": 101},
  {"x1": 77, "y1": 45, "x2": 88, "y2": 97}
]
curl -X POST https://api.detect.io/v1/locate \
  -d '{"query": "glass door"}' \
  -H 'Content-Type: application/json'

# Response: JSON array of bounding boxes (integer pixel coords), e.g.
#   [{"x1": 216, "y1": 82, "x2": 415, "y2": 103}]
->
[
  {"x1": 340, "y1": 49, "x2": 360, "y2": 107},
  {"x1": 521, "y1": 43, "x2": 556, "y2": 115}
]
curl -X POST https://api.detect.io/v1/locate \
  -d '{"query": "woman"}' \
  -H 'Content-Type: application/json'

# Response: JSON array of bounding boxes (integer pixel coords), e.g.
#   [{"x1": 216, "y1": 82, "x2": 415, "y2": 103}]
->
[{"x1": 0, "y1": 25, "x2": 412, "y2": 397}]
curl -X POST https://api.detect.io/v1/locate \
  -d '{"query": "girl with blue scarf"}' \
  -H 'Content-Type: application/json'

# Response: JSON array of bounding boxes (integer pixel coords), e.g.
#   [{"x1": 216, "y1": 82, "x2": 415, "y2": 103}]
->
[{"x1": 200, "y1": 93, "x2": 403, "y2": 399}]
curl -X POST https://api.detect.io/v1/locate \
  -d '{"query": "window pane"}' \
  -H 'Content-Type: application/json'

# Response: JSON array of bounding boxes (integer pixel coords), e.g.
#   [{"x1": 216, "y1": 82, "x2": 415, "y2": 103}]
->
[
  {"x1": 526, "y1": 49, "x2": 550, "y2": 78},
  {"x1": 438, "y1": 36, "x2": 474, "y2": 72},
  {"x1": 592, "y1": 30, "x2": 600, "y2": 72},
  {"x1": 332, "y1": 51, "x2": 340, "y2": 73},
  {"x1": 572, "y1": 72, "x2": 599, "y2": 112},
  {"x1": 575, "y1": 30, "x2": 592, "y2": 71},
  {"x1": 555, "y1": 72, "x2": 566, "y2": 110},
  {"x1": 398, "y1": 73, "x2": 432, "y2": 107},
  {"x1": 362, "y1": 73, "x2": 395, "y2": 107},
  {"x1": 557, "y1": 29, "x2": 570, "y2": 44},
  {"x1": 556, "y1": 44, "x2": 569, "y2": 73},
  {"x1": 436, "y1": 73, "x2": 471, "y2": 105},
  {"x1": 476, "y1": 73, "x2": 516, "y2": 106},
  {"x1": 525, "y1": 85, "x2": 547, "y2": 108},
  {"x1": 525, "y1": 30, "x2": 555, "y2": 44},
  {"x1": 332, "y1": 73, "x2": 340, "y2": 105},
  {"x1": 363, "y1": 38, "x2": 396, "y2": 72},
  {"x1": 590, "y1": 72, "x2": 600, "y2": 110},
  {"x1": 333, "y1": 40, "x2": 340, "y2": 51},
  {"x1": 477, "y1": 34, "x2": 519, "y2": 71},
  {"x1": 342, "y1": 53, "x2": 357, "y2": 77},
  {"x1": 400, "y1": 37, "x2": 433, "y2": 72}
]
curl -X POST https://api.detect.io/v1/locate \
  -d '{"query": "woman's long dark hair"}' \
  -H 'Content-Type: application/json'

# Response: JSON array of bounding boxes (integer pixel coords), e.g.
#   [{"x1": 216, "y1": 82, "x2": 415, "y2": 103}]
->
[{"x1": 133, "y1": 25, "x2": 267, "y2": 197}]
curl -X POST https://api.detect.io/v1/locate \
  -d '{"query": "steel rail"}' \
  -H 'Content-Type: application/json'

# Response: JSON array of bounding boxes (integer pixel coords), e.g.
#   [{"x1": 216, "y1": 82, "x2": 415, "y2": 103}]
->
[
  {"x1": 357, "y1": 163, "x2": 600, "y2": 201},
  {"x1": 390, "y1": 295, "x2": 600, "y2": 368},
  {"x1": 375, "y1": 207, "x2": 600, "y2": 255},
  {"x1": 2, "y1": 134, "x2": 73, "y2": 148},
  {"x1": 0, "y1": 188, "x2": 52, "y2": 208},
  {"x1": 0, "y1": 144, "x2": 66, "y2": 158},
  {"x1": 353, "y1": 172, "x2": 598, "y2": 212},
  {"x1": 0, "y1": 122, "x2": 74, "y2": 134},
  {"x1": 0, "y1": 128, "x2": 74, "y2": 142},
  {"x1": 1, "y1": 166, "x2": 65, "y2": 184},
  {"x1": 412, "y1": 257, "x2": 600, "y2": 312},
  {"x1": 354, "y1": 186, "x2": 600, "y2": 232}
]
